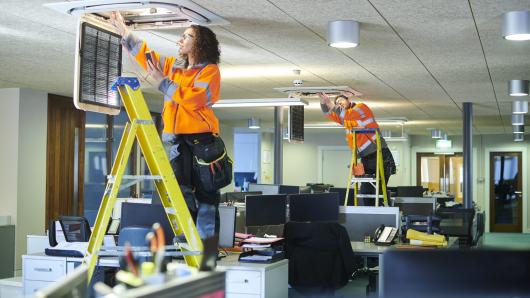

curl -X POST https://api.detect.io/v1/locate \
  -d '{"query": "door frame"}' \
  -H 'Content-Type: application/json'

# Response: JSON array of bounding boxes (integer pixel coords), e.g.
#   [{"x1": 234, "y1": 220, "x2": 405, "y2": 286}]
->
[
  {"x1": 484, "y1": 147, "x2": 528, "y2": 233},
  {"x1": 488, "y1": 151, "x2": 524, "y2": 233}
]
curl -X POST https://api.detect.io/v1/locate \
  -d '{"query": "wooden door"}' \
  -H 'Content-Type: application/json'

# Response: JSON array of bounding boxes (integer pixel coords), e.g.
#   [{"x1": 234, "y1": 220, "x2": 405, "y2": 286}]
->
[
  {"x1": 489, "y1": 152, "x2": 523, "y2": 233},
  {"x1": 45, "y1": 95, "x2": 85, "y2": 228}
]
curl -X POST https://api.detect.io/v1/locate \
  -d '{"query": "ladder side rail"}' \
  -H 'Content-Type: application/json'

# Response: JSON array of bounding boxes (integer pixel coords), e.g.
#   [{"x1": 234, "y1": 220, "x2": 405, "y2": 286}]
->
[
  {"x1": 119, "y1": 84, "x2": 203, "y2": 268},
  {"x1": 85, "y1": 121, "x2": 138, "y2": 280}
]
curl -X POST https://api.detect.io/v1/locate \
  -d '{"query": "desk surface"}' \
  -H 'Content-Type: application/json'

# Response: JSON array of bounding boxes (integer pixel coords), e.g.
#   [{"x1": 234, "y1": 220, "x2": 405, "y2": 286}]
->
[
  {"x1": 351, "y1": 237, "x2": 458, "y2": 257},
  {"x1": 217, "y1": 253, "x2": 288, "y2": 270}
]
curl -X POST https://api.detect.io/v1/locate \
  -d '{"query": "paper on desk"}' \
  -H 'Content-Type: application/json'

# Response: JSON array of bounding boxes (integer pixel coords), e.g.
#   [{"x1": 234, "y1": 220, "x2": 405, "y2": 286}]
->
[
  {"x1": 235, "y1": 232, "x2": 254, "y2": 239},
  {"x1": 241, "y1": 243, "x2": 271, "y2": 249},
  {"x1": 242, "y1": 237, "x2": 283, "y2": 244},
  {"x1": 240, "y1": 255, "x2": 272, "y2": 261}
]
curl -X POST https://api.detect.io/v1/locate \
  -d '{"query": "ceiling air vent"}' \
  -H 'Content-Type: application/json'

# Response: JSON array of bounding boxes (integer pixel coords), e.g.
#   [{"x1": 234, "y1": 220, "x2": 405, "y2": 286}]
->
[{"x1": 44, "y1": 0, "x2": 229, "y2": 29}]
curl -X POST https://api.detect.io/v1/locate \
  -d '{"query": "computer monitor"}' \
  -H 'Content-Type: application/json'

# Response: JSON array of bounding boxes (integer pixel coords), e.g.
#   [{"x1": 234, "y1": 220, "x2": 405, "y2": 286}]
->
[
  {"x1": 248, "y1": 183, "x2": 280, "y2": 195},
  {"x1": 382, "y1": 249, "x2": 530, "y2": 298},
  {"x1": 279, "y1": 185, "x2": 300, "y2": 194},
  {"x1": 329, "y1": 187, "x2": 355, "y2": 206},
  {"x1": 121, "y1": 203, "x2": 175, "y2": 245},
  {"x1": 233, "y1": 172, "x2": 257, "y2": 191},
  {"x1": 35, "y1": 264, "x2": 88, "y2": 298},
  {"x1": 396, "y1": 186, "x2": 424, "y2": 197},
  {"x1": 391, "y1": 197, "x2": 435, "y2": 216},
  {"x1": 339, "y1": 206, "x2": 400, "y2": 241},
  {"x1": 222, "y1": 191, "x2": 262, "y2": 203},
  {"x1": 245, "y1": 195, "x2": 287, "y2": 226},
  {"x1": 288, "y1": 193, "x2": 339, "y2": 222},
  {"x1": 218, "y1": 206, "x2": 236, "y2": 248}
]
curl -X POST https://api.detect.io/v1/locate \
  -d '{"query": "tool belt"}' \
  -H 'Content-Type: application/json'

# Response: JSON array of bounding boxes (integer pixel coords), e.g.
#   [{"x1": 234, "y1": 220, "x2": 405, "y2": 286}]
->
[{"x1": 188, "y1": 134, "x2": 233, "y2": 192}]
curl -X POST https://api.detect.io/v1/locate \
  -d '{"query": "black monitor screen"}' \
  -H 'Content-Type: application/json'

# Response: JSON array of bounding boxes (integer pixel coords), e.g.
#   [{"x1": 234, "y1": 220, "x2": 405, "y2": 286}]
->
[
  {"x1": 382, "y1": 250, "x2": 530, "y2": 298},
  {"x1": 279, "y1": 185, "x2": 300, "y2": 194},
  {"x1": 245, "y1": 195, "x2": 287, "y2": 226},
  {"x1": 121, "y1": 203, "x2": 174, "y2": 244},
  {"x1": 394, "y1": 202, "x2": 434, "y2": 216},
  {"x1": 329, "y1": 187, "x2": 355, "y2": 206},
  {"x1": 289, "y1": 193, "x2": 339, "y2": 222},
  {"x1": 223, "y1": 191, "x2": 262, "y2": 203},
  {"x1": 396, "y1": 186, "x2": 424, "y2": 197},
  {"x1": 233, "y1": 172, "x2": 257, "y2": 190}
]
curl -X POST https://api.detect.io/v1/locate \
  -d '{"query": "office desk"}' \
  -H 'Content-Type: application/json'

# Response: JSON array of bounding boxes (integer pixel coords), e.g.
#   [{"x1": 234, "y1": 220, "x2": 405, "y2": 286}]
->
[
  {"x1": 22, "y1": 253, "x2": 119, "y2": 295},
  {"x1": 351, "y1": 238, "x2": 458, "y2": 297},
  {"x1": 23, "y1": 252, "x2": 287, "y2": 298},
  {"x1": 217, "y1": 254, "x2": 288, "y2": 298}
]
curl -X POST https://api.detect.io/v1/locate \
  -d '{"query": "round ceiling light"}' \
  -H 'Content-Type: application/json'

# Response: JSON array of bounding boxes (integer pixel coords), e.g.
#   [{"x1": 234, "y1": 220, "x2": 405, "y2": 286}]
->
[
  {"x1": 328, "y1": 20, "x2": 359, "y2": 48},
  {"x1": 502, "y1": 10, "x2": 530, "y2": 41}
]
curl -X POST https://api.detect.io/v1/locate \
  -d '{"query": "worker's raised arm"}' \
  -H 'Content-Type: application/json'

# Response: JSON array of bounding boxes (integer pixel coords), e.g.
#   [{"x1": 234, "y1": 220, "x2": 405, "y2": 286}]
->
[{"x1": 110, "y1": 11, "x2": 183, "y2": 77}]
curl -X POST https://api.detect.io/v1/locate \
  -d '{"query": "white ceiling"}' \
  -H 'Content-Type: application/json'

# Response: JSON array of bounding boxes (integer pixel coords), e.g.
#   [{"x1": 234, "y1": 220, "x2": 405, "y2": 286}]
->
[{"x1": 1, "y1": 0, "x2": 530, "y2": 135}]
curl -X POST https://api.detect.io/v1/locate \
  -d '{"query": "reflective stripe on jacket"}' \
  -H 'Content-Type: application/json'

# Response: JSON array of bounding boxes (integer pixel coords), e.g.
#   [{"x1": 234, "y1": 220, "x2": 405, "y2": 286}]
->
[
  {"x1": 325, "y1": 103, "x2": 383, "y2": 157},
  {"x1": 123, "y1": 33, "x2": 220, "y2": 135}
]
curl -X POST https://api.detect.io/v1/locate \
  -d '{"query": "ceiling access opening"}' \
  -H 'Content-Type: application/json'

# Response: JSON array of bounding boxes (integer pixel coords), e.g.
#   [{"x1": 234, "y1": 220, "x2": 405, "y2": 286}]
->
[{"x1": 44, "y1": 0, "x2": 229, "y2": 30}]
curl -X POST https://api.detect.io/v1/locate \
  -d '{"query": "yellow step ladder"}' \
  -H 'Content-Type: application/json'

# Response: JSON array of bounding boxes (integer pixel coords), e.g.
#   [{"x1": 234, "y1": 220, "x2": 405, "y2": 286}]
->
[
  {"x1": 83, "y1": 77, "x2": 203, "y2": 280},
  {"x1": 344, "y1": 128, "x2": 388, "y2": 207}
]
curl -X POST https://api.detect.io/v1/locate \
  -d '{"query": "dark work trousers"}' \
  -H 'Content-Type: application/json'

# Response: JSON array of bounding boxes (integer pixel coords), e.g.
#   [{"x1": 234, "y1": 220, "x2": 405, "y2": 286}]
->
[
  {"x1": 166, "y1": 133, "x2": 220, "y2": 239},
  {"x1": 360, "y1": 147, "x2": 396, "y2": 206}
]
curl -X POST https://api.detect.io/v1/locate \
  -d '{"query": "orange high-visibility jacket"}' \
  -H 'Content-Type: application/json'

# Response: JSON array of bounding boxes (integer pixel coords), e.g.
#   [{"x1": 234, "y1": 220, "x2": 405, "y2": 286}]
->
[
  {"x1": 324, "y1": 103, "x2": 384, "y2": 157},
  {"x1": 123, "y1": 33, "x2": 220, "y2": 135}
]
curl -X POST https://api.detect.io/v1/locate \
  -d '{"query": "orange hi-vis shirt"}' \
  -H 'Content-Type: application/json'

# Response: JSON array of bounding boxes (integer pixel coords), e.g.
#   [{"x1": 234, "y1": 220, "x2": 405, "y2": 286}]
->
[
  {"x1": 122, "y1": 33, "x2": 220, "y2": 135},
  {"x1": 324, "y1": 103, "x2": 384, "y2": 157}
]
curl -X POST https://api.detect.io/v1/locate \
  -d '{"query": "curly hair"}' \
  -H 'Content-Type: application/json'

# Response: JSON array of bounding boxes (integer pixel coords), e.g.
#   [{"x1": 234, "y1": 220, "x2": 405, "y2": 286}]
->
[{"x1": 184, "y1": 25, "x2": 220, "y2": 66}]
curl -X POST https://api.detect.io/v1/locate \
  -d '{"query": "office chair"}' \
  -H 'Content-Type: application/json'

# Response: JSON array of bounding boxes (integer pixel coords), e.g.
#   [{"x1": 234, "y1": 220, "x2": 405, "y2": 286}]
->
[
  {"x1": 118, "y1": 227, "x2": 151, "y2": 246},
  {"x1": 436, "y1": 207, "x2": 475, "y2": 246},
  {"x1": 284, "y1": 221, "x2": 356, "y2": 296},
  {"x1": 58, "y1": 216, "x2": 91, "y2": 242}
]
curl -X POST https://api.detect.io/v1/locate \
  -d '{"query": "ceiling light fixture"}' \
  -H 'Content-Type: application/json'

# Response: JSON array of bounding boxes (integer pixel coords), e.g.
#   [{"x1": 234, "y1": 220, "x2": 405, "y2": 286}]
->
[
  {"x1": 212, "y1": 98, "x2": 307, "y2": 108},
  {"x1": 502, "y1": 10, "x2": 530, "y2": 41},
  {"x1": 513, "y1": 125, "x2": 524, "y2": 134},
  {"x1": 248, "y1": 118, "x2": 260, "y2": 129},
  {"x1": 509, "y1": 80, "x2": 529, "y2": 96},
  {"x1": 514, "y1": 133, "x2": 524, "y2": 142},
  {"x1": 512, "y1": 101, "x2": 529, "y2": 114},
  {"x1": 512, "y1": 114, "x2": 524, "y2": 125},
  {"x1": 431, "y1": 129, "x2": 442, "y2": 139},
  {"x1": 327, "y1": 20, "x2": 359, "y2": 48}
]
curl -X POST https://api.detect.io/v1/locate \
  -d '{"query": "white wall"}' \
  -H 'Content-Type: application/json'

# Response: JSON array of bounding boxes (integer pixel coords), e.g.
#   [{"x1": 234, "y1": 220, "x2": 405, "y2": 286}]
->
[
  {"x1": 0, "y1": 89, "x2": 20, "y2": 224},
  {"x1": 17, "y1": 89, "x2": 48, "y2": 270},
  {"x1": 0, "y1": 88, "x2": 47, "y2": 272}
]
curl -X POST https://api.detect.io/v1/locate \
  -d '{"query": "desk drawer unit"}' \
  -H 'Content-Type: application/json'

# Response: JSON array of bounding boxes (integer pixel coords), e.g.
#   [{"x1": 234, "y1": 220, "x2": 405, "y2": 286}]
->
[
  {"x1": 24, "y1": 258, "x2": 66, "y2": 281},
  {"x1": 226, "y1": 270, "x2": 262, "y2": 295},
  {"x1": 24, "y1": 280, "x2": 53, "y2": 295}
]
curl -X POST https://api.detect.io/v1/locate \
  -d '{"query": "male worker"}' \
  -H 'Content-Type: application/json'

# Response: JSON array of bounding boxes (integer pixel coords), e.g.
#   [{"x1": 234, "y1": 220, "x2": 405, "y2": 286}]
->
[{"x1": 318, "y1": 92, "x2": 396, "y2": 206}]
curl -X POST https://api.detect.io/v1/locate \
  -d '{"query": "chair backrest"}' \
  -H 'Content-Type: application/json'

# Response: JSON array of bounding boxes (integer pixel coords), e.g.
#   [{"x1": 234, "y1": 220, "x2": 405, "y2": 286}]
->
[
  {"x1": 118, "y1": 226, "x2": 151, "y2": 246},
  {"x1": 58, "y1": 216, "x2": 91, "y2": 242},
  {"x1": 284, "y1": 222, "x2": 355, "y2": 291},
  {"x1": 436, "y1": 207, "x2": 475, "y2": 244}
]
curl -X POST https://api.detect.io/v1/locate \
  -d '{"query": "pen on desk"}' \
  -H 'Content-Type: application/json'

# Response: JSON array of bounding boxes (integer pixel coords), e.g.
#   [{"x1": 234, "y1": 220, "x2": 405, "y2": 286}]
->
[
  {"x1": 124, "y1": 243, "x2": 138, "y2": 276},
  {"x1": 145, "y1": 232, "x2": 157, "y2": 261}
]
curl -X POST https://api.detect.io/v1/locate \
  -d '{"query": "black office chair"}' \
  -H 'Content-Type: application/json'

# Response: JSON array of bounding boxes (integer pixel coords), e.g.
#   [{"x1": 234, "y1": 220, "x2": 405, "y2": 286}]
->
[
  {"x1": 436, "y1": 207, "x2": 475, "y2": 246},
  {"x1": 284, "y1": 221, "x2": 356, "y2": 296},
  {"x1": 58, "y1": 216, "x2": 91, "y2": 242}
]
